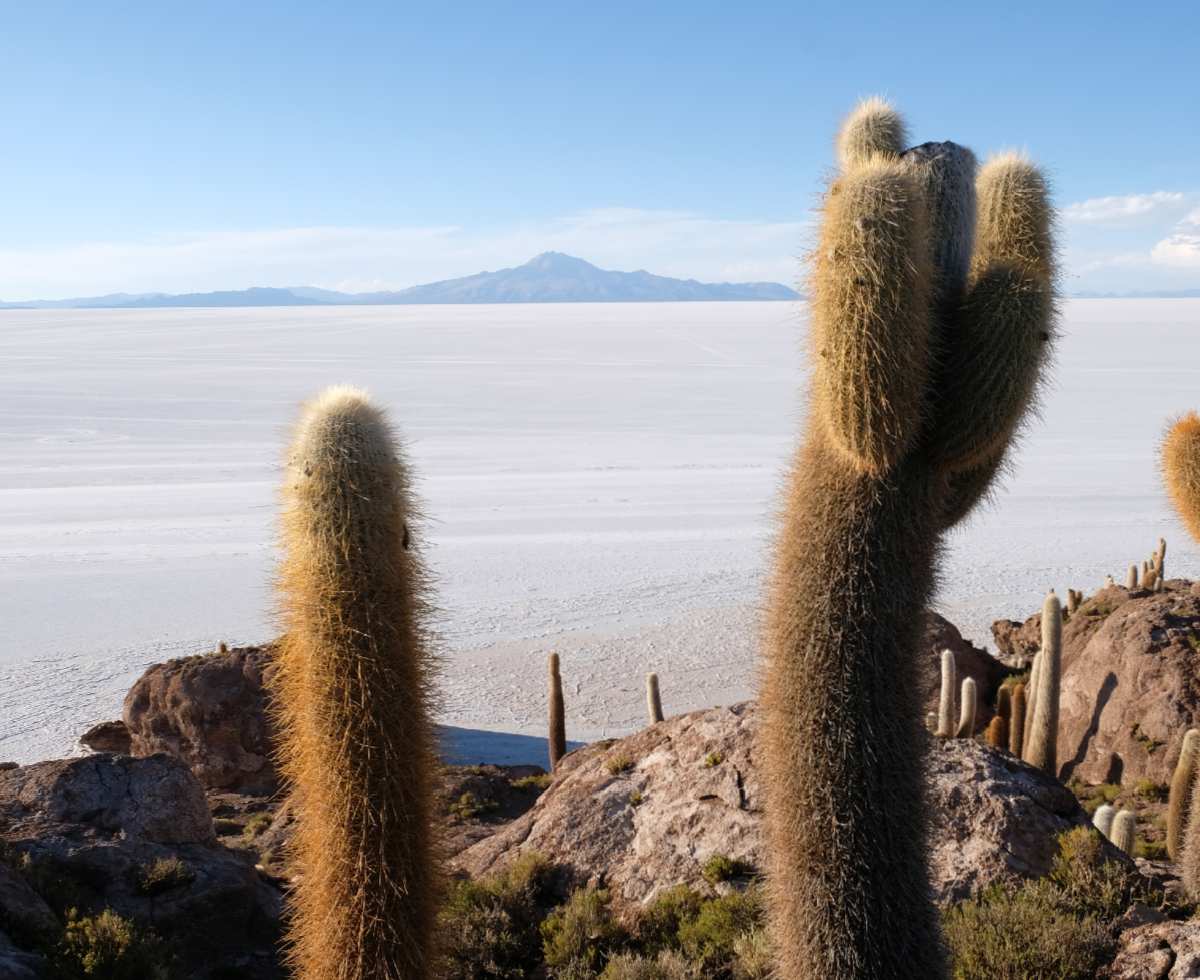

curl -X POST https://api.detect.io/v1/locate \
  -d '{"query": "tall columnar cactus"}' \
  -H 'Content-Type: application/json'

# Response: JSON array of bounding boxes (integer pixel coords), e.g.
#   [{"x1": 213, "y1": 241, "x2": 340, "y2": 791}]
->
[
  {"x1": 1024, "y1": 593, "x2": 1062, "y2": 775},
  {"x1": 1168, "y1": 729, "x2": 1200, "y2": 861},
  {"x1": 1165, "y1": 413, "x2": 1200, "y2": 544},
  {"x1": 274, "y1": 386, "x2": 439, "y2": 980},
  {"x1": 1126, "y1": 564, "x2": 1139, "y2": 590},
  {"x1": 646, "y1": 672, "x2": 664, "y2": 725},
  {"x1": 956, "y1": 677, "x2": 978, "y2": 738},
  {"x1": 760, "y1": 98, "x2": 1055, "y2": 979},
  {"x1": 1182, "y1": 774, "x2": 1200, "y2": 896},
  {"x1": 1111, "y1": 810, "x2": 1137, "y2": 855},
  {"x1": 1092, "y1": 804, "x2": 1117, "y2": 840},
  {"x1": 1024, "y1": 651, "x2": 1043, "y2": 755},
  {"x1": 1157, "y1": 537, "x2": 1167, "y2": 579},
  {"x1": 548, "y1": 653, "x2": 566, "y2": 770},
  {"x1": 1009, "y1": 683, "x2": 1027, "y2": 756},
  {"x1": 936, "y1": 649, "x2": 957, "y2": 738}
]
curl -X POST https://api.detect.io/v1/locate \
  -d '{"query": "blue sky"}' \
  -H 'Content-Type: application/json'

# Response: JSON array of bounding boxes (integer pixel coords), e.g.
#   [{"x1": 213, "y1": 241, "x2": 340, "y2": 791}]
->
[{"x1": 1, "y1": 1, "x2": 1197, "y2": 298}]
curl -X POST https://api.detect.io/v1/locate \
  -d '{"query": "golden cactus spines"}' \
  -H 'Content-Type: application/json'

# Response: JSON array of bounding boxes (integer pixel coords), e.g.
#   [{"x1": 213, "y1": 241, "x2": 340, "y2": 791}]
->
[
  {"x1": 761, "y1": 98, "x2": 1056, "y2": 980},
  {"x1": 1164, "y1": 413, "x2": 1200, "y2": 544},
  {"x1": 646, "y1": 672, "x2": 664, "y2": 725},
  {"x1": 985, "y1": 716, "x2": 1008, "y2": 749},
  {"x1": 274, "y1": 386, "x2": 440, "y2": 980},
  {"x1": 996, "y1": 685, "x2": 1012, "y2": 724},
  {"x1": 1168, "y1": 729, "x2": 1200, "y2": 862},
  {"x1": 548, "y1": 653, "x2": 566, "y2": 770}
]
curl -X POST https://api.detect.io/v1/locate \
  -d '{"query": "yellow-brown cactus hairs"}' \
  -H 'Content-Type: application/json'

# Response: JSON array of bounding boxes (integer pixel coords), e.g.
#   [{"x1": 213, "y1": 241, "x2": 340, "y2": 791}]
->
[
  {"x1": 1183, "y1": 771, "x2": 1200, "y2": 897},
  {"x1": 1009, "y1": 683, "x2": 1027, "y2": 756},
  {"x1": 1164, "y1": 413, "x2": 1200, "y2": 544},
  {"x1": 936, "y1": 649, "x2": 957, "y2": 738},
  {"x1": 274, "y1": 385, "x2": 440, "y2": 980},
  {"x1": 985, "y1": 715, "x2": 1008, "y2": 749},
  {"x1": 1023, "y1": 651, "x2": 1042, "y2": 761},
  {"x1": 955, "y1": 677, "x2": 977, "y2": 738},
  {"x1": 835, "y1": 96, "x2": 906, "y2": 170},
  {"x1": 996, "y1": 685, "x2": 1012, "y2": 725},
  {"x1": 1111, "y1": 810, "x2": 1137, "y2": 856},
  {"x1": 810, "y1": 157, "x2": 933, "y2": 476},
  {"x1": 548, "y1": 653, "x2": 566, "y2": 770},
  {"x1": 646, "y1": 672, "x2": 664, "y2": 725},
  {"x1": 1024, "y1": 594, "x2": 1062, "y2": 775},
  {"x1": 1144, "y1": 568, "x2": 1159, "y2": 591},
  {"x1": 761, "y1": 100, "x2": 1055, "y2": 980},
  {"x1": 1168, "y1": 729, "x2": 1200, "y2": 862}
]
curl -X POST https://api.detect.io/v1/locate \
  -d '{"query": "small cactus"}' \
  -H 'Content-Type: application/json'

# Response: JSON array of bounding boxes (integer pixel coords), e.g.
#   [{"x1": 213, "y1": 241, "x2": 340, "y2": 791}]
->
[
  {"x1": 1156, "y1": 537, "x2": 1167, "y2": 578},
  {"x1": 1168, "y1": 729, "x2": 1200, "y2": 861},
  {"x1": 548, "y1": 653, "x2": 566, "y2": 770},
  {"x1": 985, "y1": 716, "x2": 1007, "y2": 749},
  {"x1": 1024, "y1": 593, "x2": 1062, "y2": 775},
  {"x1": 956, "y1": 677, "x2": 978, "y2": 738},
  {"x1": 937, "y1": 649, "x2": 957, "y2": 737},
  {"x1": 1067, "y1": 588, "x2": 1081, "y2": 613},
  {"x1": 1009, "y1": 683, "x2": 1027, "y2": 756},
  {"x1": 646, "y1": 672, "x2": 664, "y2": 725},
  {"x1": 1092, "y1": 803, "x2": 1117, "y2": 840},
  {"x1": 1126, "y1": 564, "x2": 1139, "y2": 590},
  {"x1": 1105, "y1": 574, "x2": 1115, "y2": 588},
  {"x1": 1111, "y1": 809, "x2": 1137, "y2": 855}
]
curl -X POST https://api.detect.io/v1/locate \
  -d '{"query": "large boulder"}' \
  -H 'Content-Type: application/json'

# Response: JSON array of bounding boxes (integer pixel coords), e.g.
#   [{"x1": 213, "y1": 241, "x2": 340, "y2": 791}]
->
[
  {"x1": 123, "y1": 644, "x2": 277, "y2": 793},
  {"x1": 1046, "y1": 582, "x2": 1200, "y2": 785},
  {"x1": 455, "y1": 701, "x2": 1095, "y2": 907},
  {"x1": 0, "y1": 754, "x2": 282, "y2": 979},
  {"x1": 1103, "y1": 919, "x2": 1200, "y2": 979}
]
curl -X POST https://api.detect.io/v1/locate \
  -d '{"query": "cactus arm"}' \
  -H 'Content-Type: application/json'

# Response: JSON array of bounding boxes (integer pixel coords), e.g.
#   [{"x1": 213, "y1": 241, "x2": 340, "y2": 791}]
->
[
  {"x1": 927, "y1": 154, "x2": 1056, "y2": 473},
  {"x1": 810, "y1": 158, "x2": 933, "y2": 476}
]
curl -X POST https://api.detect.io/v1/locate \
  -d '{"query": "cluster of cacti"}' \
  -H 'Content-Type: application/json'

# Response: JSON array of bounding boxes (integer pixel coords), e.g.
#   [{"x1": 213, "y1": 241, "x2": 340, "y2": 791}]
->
[
  {"x1": 1022, "y1": 593, "x2": 1062, "y2": 775},
  {"x1": 1066, "y1": 588, "x2": 1083, "y2": 614},
  {"x1": 273, "y1": 386, "x2": 440, "y2": 980},
  {"x1": 760, "y1": 97, "x2": 1055, "y2": 979}
]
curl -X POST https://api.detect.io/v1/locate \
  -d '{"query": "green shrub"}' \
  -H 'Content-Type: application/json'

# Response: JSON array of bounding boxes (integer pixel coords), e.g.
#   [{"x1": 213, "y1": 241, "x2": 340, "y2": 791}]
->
[
  {"x1": 600, "y1": 951, "x2": 692, "y2": 979},
  {"x1": 1134, "y1": 778, "x2": 1168, "y2": 801},
  {"x1": 512, "y1": 773, "x2": 552, "y2": 793},
  {"x1": 541, "y1": 887, "x2": 627, "y2": 976},
  {"x1": 606, "y1": 755, "x2": 635, "y2": 776},
  {"x1": 50, "y1": 908, "x2": 170, "y2": 979},
  {"x1": 1136, "y1": 838, "x2": 1169, "y2": 860},
  {"x1": 634, "y1": 886, "x2": 705, "y2": 954},
  {"x1": 700, "y1": 855, "x2": 755, "y2": 885},
  {"x1": 449, "y1": 792, "x2": 500, "y2": 820},
  {"x1": 135, "y1": 857, "x2": 194, "y2": 896},
  {"x1": 676, "y1": 890, "x2": 763, "y2": 973},
  {"x1": 439, "y1": 852, "x2": 560, "y2": 978},
  {"x1": 1048, "y1": 826, "x2": 1155, "y2": 919},
  {"x1": 242, "y1": 812, "x2": 273, "y2": 838},
  {"x1": 943, "y1": 880, "x2": 1110, "y2": 980},
  {"x1": 703, "y1": 753, "x2": 723, "y2": 768}
]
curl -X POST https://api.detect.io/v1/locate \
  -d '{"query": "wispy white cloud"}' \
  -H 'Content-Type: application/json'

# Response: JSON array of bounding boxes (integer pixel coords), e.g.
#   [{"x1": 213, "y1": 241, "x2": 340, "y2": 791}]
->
[
  {"x1": 1150, "y1": 206, "x2": 1200, "y2": 268},
  {"x1": 0, "y1": 208, "x2": 806, "y2": 300},
  {"x1": 1062, "y1": 191, "x2": 1185, "y2": 223}
]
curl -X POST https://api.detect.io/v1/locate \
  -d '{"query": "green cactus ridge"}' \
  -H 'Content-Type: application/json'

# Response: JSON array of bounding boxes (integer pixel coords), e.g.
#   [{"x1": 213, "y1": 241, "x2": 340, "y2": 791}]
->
[{"x1": 761, "y1": 97, "x2": 1056, "y2": 980}]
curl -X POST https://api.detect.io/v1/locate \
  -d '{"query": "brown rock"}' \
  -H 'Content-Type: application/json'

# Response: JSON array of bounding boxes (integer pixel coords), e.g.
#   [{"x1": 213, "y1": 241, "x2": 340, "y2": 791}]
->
[
  {"x1": 455, "y1": 701, "x2": 1095, "y2": 907},
  {"x1": 1053, "y1": 582, "x2": 1200, "y2": 785},
  {"x1": 1102, "y1": 919, "x2": 1200, "y2": 979},
  {"x1": 123, "y1": 643, "x2": 277, "y2": 793},
  {"x1": 78, "y1": 719, "x2": 132, "y2": 754}
]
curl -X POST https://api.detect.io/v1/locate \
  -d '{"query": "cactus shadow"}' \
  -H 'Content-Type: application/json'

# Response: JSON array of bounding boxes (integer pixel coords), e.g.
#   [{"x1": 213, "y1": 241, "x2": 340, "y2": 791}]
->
[
  {"x1": 437, "y1": 725, "x2": 587, "y2": 768},
  {"x1": 1058, "y1": 671, "x2": 1118, "y2": 782}
]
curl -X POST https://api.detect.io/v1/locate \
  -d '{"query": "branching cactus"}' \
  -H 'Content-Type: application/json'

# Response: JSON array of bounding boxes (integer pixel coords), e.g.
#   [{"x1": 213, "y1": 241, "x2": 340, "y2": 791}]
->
[
  {"x1": 1009, "y1": 683, "x2": 1027, "y2": 756},
  {"x1": 956, "y1": 677, "x2": 977, "y2": 738},
  {"x1": 646, "y1": 672, "x2": 664, "y2": 725},
  {"x1": 1024, "y1": 593, "x2": 1062, "y2": 775},
  {"x1": 1168, "y1": 729, "x2": 1200, "y2": 861},
  {"x1": 936, "y1": 649, "x2": 957, "y2": 738},
  {"x1": 761, "y1": 98, "x2": 1056, "y2": 979},
  {"x1": 274, "y1": 386, "x2": 440, "y2": 980},
  {"x1": 548, "y1": 653, "x2": 566, "y2": 770}
]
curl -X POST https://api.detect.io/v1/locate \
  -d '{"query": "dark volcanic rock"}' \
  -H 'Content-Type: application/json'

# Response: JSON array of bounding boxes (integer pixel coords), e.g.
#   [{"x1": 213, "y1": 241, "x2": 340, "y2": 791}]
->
[{"x1": 78, "y1": 719, "x2": 132, "y2": 754}]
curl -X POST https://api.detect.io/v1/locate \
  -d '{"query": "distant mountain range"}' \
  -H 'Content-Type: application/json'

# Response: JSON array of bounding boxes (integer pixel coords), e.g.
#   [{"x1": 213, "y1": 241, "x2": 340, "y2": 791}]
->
[{"x1": 0, "y1": 253, "x2": 799, "y2": 309}]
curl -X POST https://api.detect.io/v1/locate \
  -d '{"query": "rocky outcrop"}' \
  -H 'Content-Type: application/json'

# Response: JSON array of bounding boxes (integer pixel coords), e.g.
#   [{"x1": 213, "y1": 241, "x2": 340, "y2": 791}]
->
[
  {"x1": 1045, "y1": 582, "x2": 1200, "y2": 785},
  {"x1": 123, "y1": 644, "x2": 277, "y2": 793},
  {"x1": 78, "y1": 719, "x2": 131, "y2": 754},
  {"x1": 1103, "y1": 919, "x2": 1200, "y2": 979},
  {"x1": 0, "y1": 754, "x2": 282, "y2": 979},
  {"x1": 455, "y1": 701, "x2": 1095, "y2": 907}
]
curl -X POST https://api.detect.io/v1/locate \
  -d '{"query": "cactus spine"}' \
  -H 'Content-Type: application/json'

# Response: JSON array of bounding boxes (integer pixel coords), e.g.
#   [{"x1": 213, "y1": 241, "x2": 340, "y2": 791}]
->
[
  {"x1": 1164, "y1": 413, "x2": 1200, "y2": 547},
  {"x1": 985, "y1": 716, "x2": 1007, "y2": 748},
  {"x1": 1009, "y1": 683, "x2": 1026, "y2": 756},
  {"x1": 1092, "y1": 804, "x2": 1117, "y2": 840},
  {"x1": 996, "y1": 686, "x2": 1012, "y2": 725},
  {"x1": 1111, "y1": 809, "x2": 1137, "y2": 855},
  {"x1": 956, "y1": 677, "x2": 977, "y2": 738},
  {"x1": 761, "y1": 98, "x2": 1055, "y2": 980},
  {"x1": 1024, "y1": 594, "x2": 1062, "y2": 775},
  {"x1": 936, "y1": 649, "x2": 957, "y2": 737},
  {"x1": 646, "y1": 672, "x2": 664, "y2": 724},
  {"x1": 548, "y1": 653, "x2": 566, "y2": 770},
  {"x1": 1168, "y1": 729, "x2": 1200, "y2": 861},
  {"x1": 274, "y1": 386, "x2": 439, "y2": 980}
]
